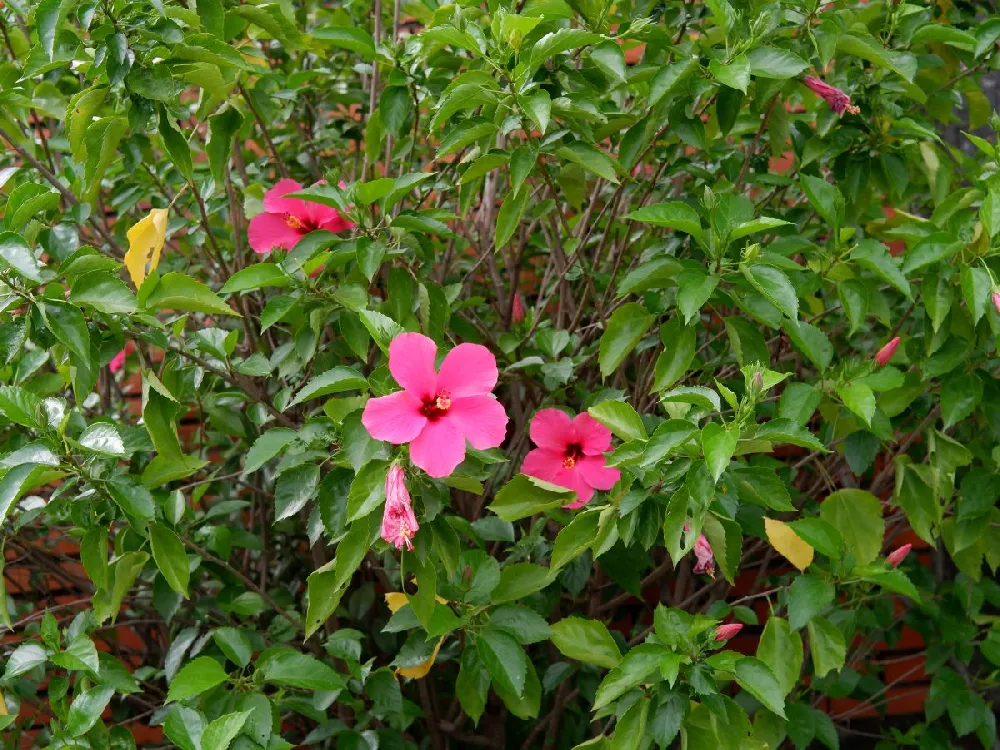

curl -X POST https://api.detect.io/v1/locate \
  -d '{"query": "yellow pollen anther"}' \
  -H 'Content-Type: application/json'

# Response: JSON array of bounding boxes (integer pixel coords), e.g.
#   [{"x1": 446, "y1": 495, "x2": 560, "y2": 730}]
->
[
  {"x1": 563, "y1": 456, "x2": 576, "y2": 469},
  {"x1": 435, "y1": 395, "x2": 451, "y2": 411},
  {"x1": 285, "y1": 214, "x2": 306, "y2": 230}
]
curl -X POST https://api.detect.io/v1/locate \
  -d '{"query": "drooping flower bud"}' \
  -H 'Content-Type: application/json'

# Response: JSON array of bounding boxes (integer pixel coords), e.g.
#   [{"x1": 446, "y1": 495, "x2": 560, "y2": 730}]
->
[
  {"x1": 382, "y1": 465, "x2": 419, "y2": 551},
  {"x1": 886, "y1": 544, "x2": 912, "y2": 568},
  {"x1": 109, "y1": 341, "x2": 136, "y2": 374},
  {"x1": 715, "y1": 623, "x2": 743, "y2": 641},
  {"x1": 873, "y1": 336, "x2": 901, "y2": 367},
  {"x1": 693, "y1": 534, "x2": 715, "y2": 577},
  {"x1": 803, "y1": 76, "x2": 860, "y2": 116},
  {"x1": 992, "y1": 290, "x2": 1000, "y2": 316}
]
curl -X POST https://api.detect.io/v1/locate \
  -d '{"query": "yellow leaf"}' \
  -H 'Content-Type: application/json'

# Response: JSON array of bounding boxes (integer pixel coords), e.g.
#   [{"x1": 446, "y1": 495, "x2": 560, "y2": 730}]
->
[
  {"x1": 0, "y1": 687, "x2": 6, "y2": 715},
  {"x1": 384, "y1": 591, "x2": 449, "y2": 680},
  {"x1": 125, "y1": 208, "x2": 168, "y2": 288},
  {"x1": 764, "y1": 517, "x2": 814, "y2": 572}
]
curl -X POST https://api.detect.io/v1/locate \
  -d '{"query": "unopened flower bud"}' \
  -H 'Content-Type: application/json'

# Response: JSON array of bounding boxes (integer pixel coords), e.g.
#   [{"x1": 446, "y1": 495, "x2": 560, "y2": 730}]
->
[
  {"x1": 886, "y1": 544, "x2": 912, "y2": 568},
  {"x1": 715, "y1": 623, "x2": 743, "y2": 641},
  {"x1": 873, "y1": 336, "x2": 901, "y2": 367}
]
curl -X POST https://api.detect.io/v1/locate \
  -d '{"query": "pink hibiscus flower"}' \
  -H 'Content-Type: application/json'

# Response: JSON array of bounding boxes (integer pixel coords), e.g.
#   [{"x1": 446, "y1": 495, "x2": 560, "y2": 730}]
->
[
  {"x1": 693, "y1": 534, "x2": 715, "y2": 577},
  {"x1": 248, "y1": 178, "x2": 353, "y2": 254},
  {"x1": 109, "y1": 341, "x2": 136, "y2": 374},
  {"x1": 361, "y1": 333, "x2": 508, "y2": 478},
  {"x1": 382, "y1": 464, "x2": 419, "y2": 551},
  {"x1": 521, "y1": 409, "x2": 621, "y2": 509}
]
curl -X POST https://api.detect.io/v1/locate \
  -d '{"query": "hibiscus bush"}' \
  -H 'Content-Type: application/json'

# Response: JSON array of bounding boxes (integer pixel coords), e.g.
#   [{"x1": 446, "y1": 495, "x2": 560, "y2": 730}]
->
[{"x1": 3, "y1": 0, "x2": 1000, "y2": 747}]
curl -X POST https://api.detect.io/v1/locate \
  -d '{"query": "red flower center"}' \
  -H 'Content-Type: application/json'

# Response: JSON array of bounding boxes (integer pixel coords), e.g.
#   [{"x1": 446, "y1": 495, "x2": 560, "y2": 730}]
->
[
  {"x1": 284, "y1": 214, "x2": 314, "y2": 232},
  {"x1": 421, "y1": 392, "x2": 452, "y2": 421},
  {"x1": 563, "y1": 442, "x2": 584, "y2": 469}
]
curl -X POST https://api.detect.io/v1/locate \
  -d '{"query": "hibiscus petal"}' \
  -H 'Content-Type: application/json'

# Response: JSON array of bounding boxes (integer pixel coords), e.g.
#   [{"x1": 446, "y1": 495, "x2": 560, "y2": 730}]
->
[
  {"x1": 361, "y1": 391, "x2": 427, "y2": 444},
  {"x1": 573, "y1": 413, "x2": 612, "y2": 455},
  {"x1": 410, "y1": 419, "x2": 466, "y2": 477},
  {"x1": 529, "y1": 408, "x2": 573, "y2": 451},
  {"x1": 321, "y1": 213, "x2": 355, "y2": 234},
  {"x1": 247, "y1": 212, "x2": 305, "y2": 254},
  {"x1": 436, "y1": 343, "x2": 498, "y2": 397},
  {"x1": 448, "y1": 395, "x2": 508, "y2": 450},
  {"x1": 577, "y1": 455, "x2": 620, "y2": 490},
  {"x1": 520, "y1": 447, "x2": 567, "y2": 485},
  {"x1": 388, "y1": 333, "x2": 438, "y2": 400},
  {"x1": 563, "y1": 480, "x2": 595, "y2": 509},
  {"x1": 263, "y1": 178, "x2": 308, "y2": 217}
]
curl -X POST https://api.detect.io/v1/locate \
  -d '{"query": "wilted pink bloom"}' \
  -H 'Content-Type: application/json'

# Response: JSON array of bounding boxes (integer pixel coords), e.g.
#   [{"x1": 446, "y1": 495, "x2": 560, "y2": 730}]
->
[
  {"x1": 362, "y1": 333, "x2": 508, "y2": 478},
  {"x1": 248, "y1": 179, "x2": 353, "y2": 254},
  {"x1": 992, "y1": 290, "x2": 1000, "y2": 315},
  {"x1": 803, "y1": 76, "x2": 860, "y2": 116},
  {"x1": 521, "y1": 409, "x2": 621, "y2": 509},
  {"x1": 382, "y1": 465, "x2": 419, "y2": 551},
  {"x1": 512, "y1": 293, "x2": 525, "y2": 324},
  {"x1": 715, "y1": 623, "x2": 743, "y2": 641},
  {"x1": 886, "y1": 544, "x2": 912, "y2": 568},
  {"x1": 109, "y1": 341, "x2": 136, "y2": 374},
  {"x1": 693, "y1": 534, "x2": 715, "y2": 577},
  {"x1": 873, "y1": 336, "x2": 901, "y2": 367}
]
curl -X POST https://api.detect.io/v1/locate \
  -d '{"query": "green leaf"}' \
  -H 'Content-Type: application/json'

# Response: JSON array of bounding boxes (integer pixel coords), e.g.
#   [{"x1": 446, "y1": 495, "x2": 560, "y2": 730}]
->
[
  {"x1": 676, "y1": 271, "x2": 719, "y2": 324},
  {"x1": 65, "y1": 686, "x2": 115, "y2": 737},
  {"x1": 150, "y1": 523, "x2": 190, "y2": 597},
  {"x1": 522, "y1": 89, "x2": 551, "y2": 134},
  {"x1": 746, "y1": 46, "x2": 809, "y2": 79},
  {"x1": 5, "y1": 184, "x2": 59, "y2": 232},
  {"x1": 589, "y1": 400, "x2": 647, "y2": 441},
  {"x1": 456, "y1": 649, "x2": 491, "y2": 725},
  {"x1": 79, "y1": 423, "x2": 125, "y2": 456},
  {"x1": 960, "y1": 266, "x2": 990, "y2": 324},
  {"x1": 84, "y1": 117, "x2": 129, "y2": 202},
  {"x1": 0, "y1": 463, "x2": 45, "y2": 524},
  {"x1": 0, "y1": 232, "x2": 46, "y2": 283},
  {"x1": 837, "y1": 279, "x2": 868, "y2": 335},
  {"x1": 4, "y1": 643, "x2": 48, "y2": 678},
  {"x1": 557, "y1": 142, "x2": 620, "y2": 184},
  {"x1": 107, "y1": 477, "x2": 155, "y2": 523},
  {"x1": 593, "y1": 644, "x2": 665, "y2": 710},
  {"x1": 783, "y1": 318, "x2": 833, "y2": 370},
  {"x1": 590, "y1": 40, "x2": 627, "y2": 83},
  {"x1": 491, "y1": 563, "x2": 553, "y2": 603},
  {"x1": 36, "y1": 0, "x2": 80, "y2": 58},
  {"x1": 735, "y1": 657, "x2": 786, "y2": 718},
  {"x1": 819, "y1": 489, "x2": 883, "y2": 566},
  {"x1": 380, "y1": 86, "x2": 412, "y2": 138},
  {"x1": 288, "y1": 367, "x2": 368, "y2": 407},
  {"x1": 93, "y1": 551, "x2": 149, "y2": 624},
  {"x1": 159, "y1": 107, "x2": 194, "y2": 182},
  {"x1": 742, "y1": 264, "x2": 798, "y2": 320},
  {"x1": 836, "y1": 33, "x2": 916, "y2": 82},
  {"x1": 851, "y1": 240, "x2": 912, "y2": 300},
  {"x1": 799, "y1": 174, "x2": 843, "y2": 230},
  {"x1": 807, "y1": 617, "x2": 846, "y2": 678},
  {"x1": 167, "y1": 656, "x2": 228, "y2": 702},
  {"x1": 276, "y1": 464, "x2": 320, "y2": 522},
  {"x1": 858, "y1": 568, "x2": 920, "y2": 600},
  {"x1": 701, "y1": 512, "x2": 741, "y2": 583},
  {"x1": 529, "y1": 28, "x2": 603, "y2": 71},
  {"x1": 835, "y1": 381, "x2": 875, "y2": 426},
  {"x1": 313, "y1": 25, "x2": 376, "y2": 60},
  {"x1": 756, "y1": 617, "x2": 802, "y2": 697},
  {"x1": 438, "y1": 118, "x2": 497, "y2": 158},
  {"x1": 649, "y1": 57, "x2": 698, "y2": 106},
  {"x1": 550, "y1": 616, "x2": 622, "y2": 669},
  {"x1": 787, "y1": 574, "x2": 834, "y2": 631},
  {"x1": 653, "y1": 319, "x2": 696, "y2": 391},
  {"x1": 244, "y1": 429, "x2": 298, "y2": 474},
  {"x1": 489, "y1": 474, "x2": 576, "y2": 521},
  {"x1": 710, "y1": 55, "x2": 750, "y2": 93},
  {"x1": 144, "y1": 273, "x2": 238, "y2": 317},
  {"x1": 305, "y1": 513, "x2": 378, "y2": 636},
  {"x1": 901, "y1": 234, "x2": 962, "y2": 276},
  {"x1": 701, "y1": 422, "x2": 737, "y2": 482},
  {"x1": 496, "y1": 185, "x2": 530, "y2": 248},
  {"x1": 729, "y1": 467, "x2": 794, "y2": 512},
  {"x1": 259, "y1": 647, "x2": 346, "y2": 690},
  {"x1": 476, "y1": 626, "x2": 527, "y2": 699},
  {"x1": 200, "y1": 710, "x2": 252, "y2": 750},
  {"x1": 941, "y1": 372, "x2": 983, "y2": 429},
  {"x1": 893, "y1": 459, "x2": 939, "y2": 543},
  {"x1": 220, "y1": 264, "x2": 289, "y2": 294},
  {"x1": 213, "y1": 628, "x2": 253, "y2": 668},
  {"x1": 551, "y1": 510, "x2": 600, "y2": 570},
  {"x1": 612, "y1": 696, "x2": 650, "y2": 750},
  {"x1": 345, "y1": 460, "x2": 388, "y2": 522},
  {"x1": 41, "y1": 301, "x2": 90, "y2": 360},
  {"x1": 164, "y1": 706, "x2": 205, "y2": 750},
  {"x1": 70, "y1": 271, "x2": 137, "y2": 314},
  {"x1": 599, "y1": 303, "x2": 654, "y2": 378},
  {"x1": 625, "y1": 202, "x2": 705, "y2": 243}
]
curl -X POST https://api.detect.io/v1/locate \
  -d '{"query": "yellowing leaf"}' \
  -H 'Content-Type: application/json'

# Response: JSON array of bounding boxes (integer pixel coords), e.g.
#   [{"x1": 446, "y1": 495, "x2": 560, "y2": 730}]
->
[
  {"x1": 125, "y1": 208, "x2": 168, "y2": 288},
  {"x1": 0, "y1": 687, "x2": 6, "y2": 715},
  {"x1": 764, "y1": 517, "x2": 814, "y2": 571},
  {"x1": 384, "y1": 591, "x2": 449, "y2": 680}
]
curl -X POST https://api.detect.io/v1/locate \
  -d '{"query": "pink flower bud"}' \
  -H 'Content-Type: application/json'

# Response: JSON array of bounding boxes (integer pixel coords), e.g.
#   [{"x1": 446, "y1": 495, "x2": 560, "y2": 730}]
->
[
  {"x1": 512, "y1": 293, "x2": 525, "y2": 324},
  {"x1": 886, "y1": 544, "x2": 912, "y2": 568},
  {"x1": 803, "y1": 76, "x2": 860, "y2": 116},
  {"x1": 992, "y1": 290, "x2": 1000, "y2": 316},
  {"x1": 382, "y1": 465, "x2": 419, "y2": 551},
  {"x1": 693, "y1": 534, "x2": 715, "y2": 577},
  {"x1": 109, "y1": 341, "x2": 136, "y2": 374},
  {"x1": 873, "y1": 336, "x2": 901, "y2": 367},
  {"x1": 715, "y1": 623, "x2": 743, "y2": 641}
]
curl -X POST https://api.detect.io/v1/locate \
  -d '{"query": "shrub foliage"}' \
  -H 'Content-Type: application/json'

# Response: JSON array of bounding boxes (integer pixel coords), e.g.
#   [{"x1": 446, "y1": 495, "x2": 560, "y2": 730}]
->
[{"x1": 1, "y1": 0, "x2": 1000, "y2": 747}]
